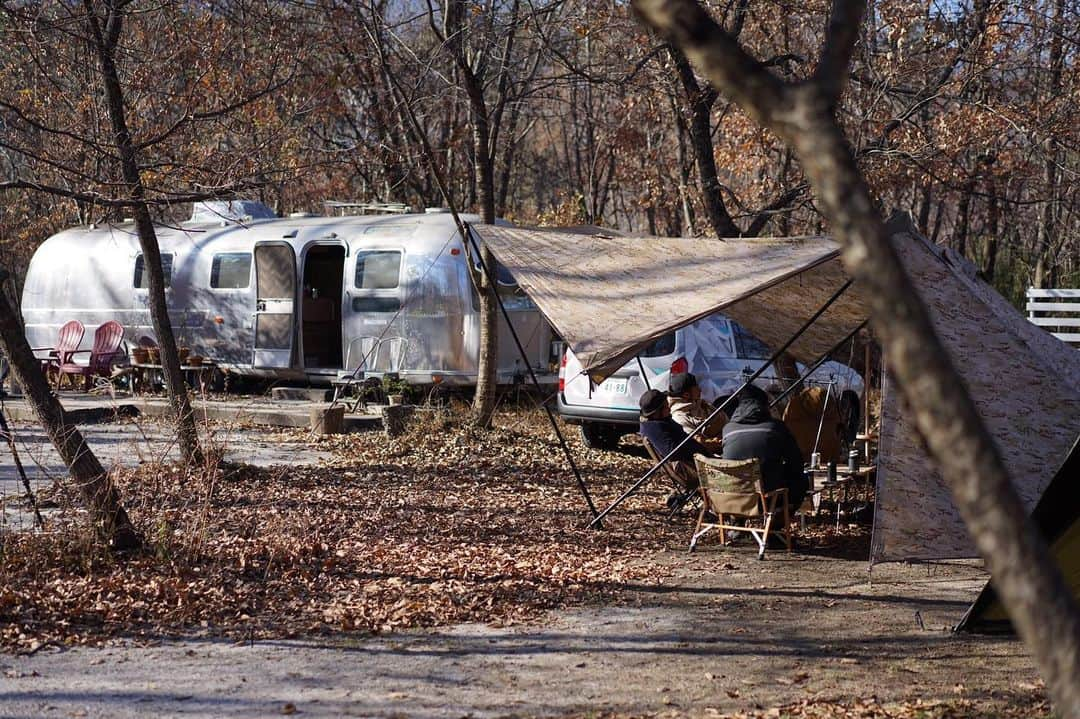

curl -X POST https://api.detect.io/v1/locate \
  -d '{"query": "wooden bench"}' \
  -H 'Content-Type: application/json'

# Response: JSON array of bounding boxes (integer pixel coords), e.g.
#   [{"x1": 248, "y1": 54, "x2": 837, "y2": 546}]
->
[{"x1": 1027, "y1": 288, "x2": 1080, "y2": 348}]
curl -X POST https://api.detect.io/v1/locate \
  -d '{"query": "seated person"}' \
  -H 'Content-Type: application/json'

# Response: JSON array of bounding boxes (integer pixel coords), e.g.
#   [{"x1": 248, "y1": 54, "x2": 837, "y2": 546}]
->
[
  {"x1": 638, "y1": 389, "x2": 711, "y2": 491},
  {"x1": 667, "y1": 372, "x2": 726, "y2": 452},
  {"x1": 721, "y1": 384, "x2": 808, "y2": 511},
  {"x1": 782, "y1": 385, "x2": 844, "y2": 465}
]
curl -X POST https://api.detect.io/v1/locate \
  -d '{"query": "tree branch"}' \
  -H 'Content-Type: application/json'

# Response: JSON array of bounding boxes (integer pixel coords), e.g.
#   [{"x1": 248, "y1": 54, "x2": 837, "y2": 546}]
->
[
  {"x1": 0, "y1": 179, "x2": 266, "y2": 208},
  {"x1": 631, "y1": 0, "x2": 789, "y2": 127},
  {"x1": 135, "y1": 75, "x2": 293, "y2": 151},
  {"x1": 815, "y1": 0, "x2": 865, "y2": 107},
  {"x1": 743, "y1": 181, "x2": 809, "y2": 237}
]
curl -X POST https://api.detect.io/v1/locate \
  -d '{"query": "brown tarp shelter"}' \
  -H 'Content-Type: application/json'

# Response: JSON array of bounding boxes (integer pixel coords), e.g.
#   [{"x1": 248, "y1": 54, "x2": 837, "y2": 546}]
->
[{"x1": 472, "y1": 214, "x2": 1080, "y2": 566}]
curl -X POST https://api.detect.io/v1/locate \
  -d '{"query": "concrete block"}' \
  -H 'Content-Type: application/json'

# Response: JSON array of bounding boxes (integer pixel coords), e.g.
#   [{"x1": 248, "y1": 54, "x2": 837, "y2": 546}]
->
[{"x1": 310, "y1": 405, "x2": 346, "y2": 434}]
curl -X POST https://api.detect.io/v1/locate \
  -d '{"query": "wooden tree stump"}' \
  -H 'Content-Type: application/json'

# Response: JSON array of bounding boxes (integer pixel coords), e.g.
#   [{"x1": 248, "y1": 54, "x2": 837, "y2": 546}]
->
[{"x1": 381, "y1": 404, "x2": 415, "y2": 438}]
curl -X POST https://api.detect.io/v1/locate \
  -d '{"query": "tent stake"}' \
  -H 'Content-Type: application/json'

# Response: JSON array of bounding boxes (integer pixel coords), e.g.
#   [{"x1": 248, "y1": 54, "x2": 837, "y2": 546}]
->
[
  {"x1": 465, "y1": 226, "x2": 603, "y2": 524},
  {"x1": 587, "y1": 280, "x2": 854, "y2": 529}
]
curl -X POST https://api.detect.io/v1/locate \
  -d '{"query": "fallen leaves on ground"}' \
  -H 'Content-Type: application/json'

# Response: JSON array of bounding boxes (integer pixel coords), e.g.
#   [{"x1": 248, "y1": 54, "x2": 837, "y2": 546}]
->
[{"x1": 0, "y1": 406, "x2": 689, "y2": 652}]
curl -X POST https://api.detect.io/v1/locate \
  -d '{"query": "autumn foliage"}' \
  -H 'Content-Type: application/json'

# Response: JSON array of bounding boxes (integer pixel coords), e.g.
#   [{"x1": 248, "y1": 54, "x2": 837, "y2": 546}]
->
[{"x1": 1, "y1": 1, "x2": 1076, "y2": 302}]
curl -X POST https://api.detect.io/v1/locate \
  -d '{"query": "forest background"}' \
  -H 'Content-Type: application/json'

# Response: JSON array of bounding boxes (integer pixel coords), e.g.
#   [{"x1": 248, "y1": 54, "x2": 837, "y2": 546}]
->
[{"x1": 0, "y1": 0, "x2": 1076, "y2": 308}]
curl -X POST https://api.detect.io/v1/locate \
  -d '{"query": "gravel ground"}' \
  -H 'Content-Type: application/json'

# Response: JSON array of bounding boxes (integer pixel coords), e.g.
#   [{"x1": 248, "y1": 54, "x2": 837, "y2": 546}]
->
[{"x1": 0, "y1": 547, "x2": 1039, "y2": 719}]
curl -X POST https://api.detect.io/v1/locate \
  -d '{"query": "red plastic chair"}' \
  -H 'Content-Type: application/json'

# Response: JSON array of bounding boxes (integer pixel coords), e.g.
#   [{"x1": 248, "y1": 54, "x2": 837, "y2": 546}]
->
[
  {"x1": 33, "y1": 320, "x2": 85, "y2": 383},
  {"x1": 58, "y1": 321, "x2": 126, "y2": 391}
]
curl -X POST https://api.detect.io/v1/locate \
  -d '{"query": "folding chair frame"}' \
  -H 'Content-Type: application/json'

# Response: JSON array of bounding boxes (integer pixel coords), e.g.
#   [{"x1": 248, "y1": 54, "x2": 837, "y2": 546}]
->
[
  {"x1": 640, "y1": 436, "x2": 701, "y2": 519},
  {"x1": 690, "y1": 456, "x2": 792, "y2": 559}
]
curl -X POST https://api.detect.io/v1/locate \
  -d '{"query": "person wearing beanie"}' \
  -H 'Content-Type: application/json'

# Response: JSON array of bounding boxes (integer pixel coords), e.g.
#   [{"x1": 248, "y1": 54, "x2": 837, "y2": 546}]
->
[
  {"x1": 667, "y1": 372, "x2": 726, "y2": 452},
  {"x1": 721, "y1": 384, "x2": 808, "y2": 511}
]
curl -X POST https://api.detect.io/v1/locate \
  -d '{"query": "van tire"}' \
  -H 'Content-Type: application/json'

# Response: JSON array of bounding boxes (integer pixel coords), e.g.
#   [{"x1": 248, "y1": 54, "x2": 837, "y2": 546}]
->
[{"x1": 580, "y1": 422, "x2": 621, "y2": 450}]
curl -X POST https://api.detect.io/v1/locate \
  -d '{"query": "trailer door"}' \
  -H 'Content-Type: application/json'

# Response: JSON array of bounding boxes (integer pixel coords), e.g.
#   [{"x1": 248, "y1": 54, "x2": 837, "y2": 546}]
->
[{"x1": 253, "y1": 242, "x2": 297, "y2": 368}]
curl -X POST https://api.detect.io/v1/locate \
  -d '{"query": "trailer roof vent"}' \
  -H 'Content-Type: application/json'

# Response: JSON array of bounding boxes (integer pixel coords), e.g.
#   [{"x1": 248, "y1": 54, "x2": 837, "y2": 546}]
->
[
  {"x1": 191, "y1": 200, "x2": 276, "y2": 224},
  {"x1": 424, "y1": 207, "x2": 451, "y2": 214}
]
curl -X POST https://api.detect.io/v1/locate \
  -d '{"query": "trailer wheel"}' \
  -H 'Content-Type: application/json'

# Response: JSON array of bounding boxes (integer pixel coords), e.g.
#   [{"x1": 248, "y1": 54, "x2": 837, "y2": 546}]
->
[{"x1": 580, "y1": 422, "x2": 621, "y2": 451}]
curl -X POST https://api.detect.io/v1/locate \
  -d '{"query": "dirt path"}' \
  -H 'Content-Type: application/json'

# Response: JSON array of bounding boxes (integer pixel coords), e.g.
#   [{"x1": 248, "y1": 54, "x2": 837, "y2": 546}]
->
[{"x1": 0, "y1": 548, "x2": 1039, "y2": 718}]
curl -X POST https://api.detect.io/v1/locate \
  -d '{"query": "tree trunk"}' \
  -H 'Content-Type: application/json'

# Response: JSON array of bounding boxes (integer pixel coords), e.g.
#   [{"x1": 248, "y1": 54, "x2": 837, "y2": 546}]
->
[
  {"x1": 1033, "y1": 0, "x2": 1065, "y2": 290},
  {"x1": 670, "y1": 46, "x2": 741, "y2": 238},
  {"x1": 0, "y1": 276, "x2": 140, "y2": 550},
  {"x1": 983, "y1": 181, "x2": 1000, "y2": 280},
  {"x1": 469, "y1": 85, "x2": 499, "y2": 429},
  {"x1": 954, "y1": 172, "x2": 976, "y2": 258},
  {"x1": 791, "y1": 102, "x2": 1080, "y2": 714},
  {"x1": 85, "y1": 2, "x2": 202, "y2": 463},
  {"x1": 631, "y1": 0, "x2": 1080, "y2": 712}
]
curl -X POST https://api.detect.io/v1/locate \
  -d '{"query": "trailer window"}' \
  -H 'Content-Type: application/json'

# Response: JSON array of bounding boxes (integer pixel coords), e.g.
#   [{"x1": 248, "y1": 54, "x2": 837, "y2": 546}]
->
[
  {"x1": 354, "y1": 251, "x2": 401, "y2": 289},
  {"x1": 467, "y1": 258, "x2": 536, "y2": 311},
  {"x1": 210, "y1": 253, "x2": 252, "y2": 289},
  {"x1": 134, "y1": 254, "x2": 173, "y2": 289},
  {"x1": 352, "y1": 296, "x2": 401, "y2": 313}
]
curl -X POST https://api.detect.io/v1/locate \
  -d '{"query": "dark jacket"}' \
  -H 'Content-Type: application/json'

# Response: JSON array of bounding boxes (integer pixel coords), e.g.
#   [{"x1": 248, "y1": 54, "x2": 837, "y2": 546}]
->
[
  {"x1": 640, "y1": 416, "x2": 709, "y2": 465},
  {"x1": 721, "y1": 387, "x2": 807, "y2": 502}
]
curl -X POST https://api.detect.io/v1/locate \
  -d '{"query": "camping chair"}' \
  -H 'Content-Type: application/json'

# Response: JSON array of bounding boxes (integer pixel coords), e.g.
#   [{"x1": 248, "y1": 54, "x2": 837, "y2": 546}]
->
[
  {"x1": 33, "y1": 320, "x2": 85, "y2": 384},
  {"x1": 640, "y1": 436, "x2": 701, "y2": 519},
  {"x1": 372, "y1": 336, "x2": 408, "y2": 373},
  {"x1": 690, "y1": 455, "x2": 792, "y2": 559},
  {"x1": 333, "y1": 336, "x2": 381, "y2": 409},
  {"x1": 333, "y1": 336, "x2": 409, "y2": 411},
  {"x1": 57, "y1": 320, "x2": 126, "y2": 391}
]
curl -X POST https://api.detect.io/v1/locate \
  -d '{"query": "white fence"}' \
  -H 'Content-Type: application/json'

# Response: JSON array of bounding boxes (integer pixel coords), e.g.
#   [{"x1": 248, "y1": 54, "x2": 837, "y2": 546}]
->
[{"x1": 1027, "y1": 288, "x2": 1080, "y2": 348}]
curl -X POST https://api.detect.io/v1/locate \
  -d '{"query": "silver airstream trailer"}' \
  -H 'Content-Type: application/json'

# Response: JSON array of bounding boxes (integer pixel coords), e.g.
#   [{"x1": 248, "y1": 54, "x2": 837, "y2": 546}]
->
[{"x1": 20, "y1": 202, "x2": 555, "y2": 386}]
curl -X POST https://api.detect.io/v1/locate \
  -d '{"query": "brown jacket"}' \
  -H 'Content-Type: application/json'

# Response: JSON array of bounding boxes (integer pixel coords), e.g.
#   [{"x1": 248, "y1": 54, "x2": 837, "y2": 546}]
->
[
  {"x1": 782, "y1": 386, "x2": 844, "y2": 464},
  {"x1": 668, "y1": 396, "x2": 726, "y2": 449}
]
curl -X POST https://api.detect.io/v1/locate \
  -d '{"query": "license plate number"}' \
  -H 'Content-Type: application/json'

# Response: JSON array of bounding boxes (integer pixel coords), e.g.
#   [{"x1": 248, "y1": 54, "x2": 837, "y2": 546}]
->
[{"x1": 599, "y1": 378, "x2": 628, "y2": 395}]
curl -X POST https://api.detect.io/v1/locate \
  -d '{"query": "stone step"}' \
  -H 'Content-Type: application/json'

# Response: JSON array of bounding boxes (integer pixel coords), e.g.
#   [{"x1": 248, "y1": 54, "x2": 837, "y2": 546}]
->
[{"x1": 270, "y1": 387, "x2": 333, "y2": 402}]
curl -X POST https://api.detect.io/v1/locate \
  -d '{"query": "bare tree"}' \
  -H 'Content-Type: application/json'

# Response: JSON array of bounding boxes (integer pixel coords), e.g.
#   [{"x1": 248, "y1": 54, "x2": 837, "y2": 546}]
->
[
  {"x1": 81, "y1": 0, "x2": 202, "y2": 462},
  {"x1": 0, "y1": 269, "x2": 140, "y2": 550},
  {"x1": 631, "y1": 0, "x2": 1080, "y2": 713},
  {"x1": 428, "y1": 0, "x2": 551, "y2": 426},
  {"x1": 1, "y1": 1, "x2": 299, "y2": 462}
]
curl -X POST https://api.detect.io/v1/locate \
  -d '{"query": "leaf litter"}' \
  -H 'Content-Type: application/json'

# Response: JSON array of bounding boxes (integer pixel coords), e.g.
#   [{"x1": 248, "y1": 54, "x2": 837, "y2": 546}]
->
[{"x1": 0, "y1": 406, "x2": 687, "y2": 652}]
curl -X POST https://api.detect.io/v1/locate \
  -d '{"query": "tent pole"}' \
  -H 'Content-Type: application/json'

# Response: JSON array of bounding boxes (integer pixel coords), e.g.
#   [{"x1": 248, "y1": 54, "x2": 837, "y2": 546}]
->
[
  {"x1": 635, "y1": 356, "x2": 652, "y2": 390},
  {"x1": 465, "y1": 226, "x2": 603, "y2": 523},
  {"x1": 863, "y1": 341, "x2": 872, "y2": 461},
  {"x1": 768, "y1": 320, "x2": 867, "y2": 409},
  {"x1": 587, "y1": 280, "x2": 854, "y2": 529}
]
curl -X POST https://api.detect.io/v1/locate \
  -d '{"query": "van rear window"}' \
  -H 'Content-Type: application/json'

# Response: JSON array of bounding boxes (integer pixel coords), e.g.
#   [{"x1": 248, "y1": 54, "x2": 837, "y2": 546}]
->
[
  {"x1": 640, "y1": 333, "x2": 676, "y2": 357},
  {"x1": 732, "y1": 321, "x2": 771, "y2": 359},
  {"x1": 134, "y1": 254, "x2": 173, "y2": 289},
  {"x1": 210, "y1": 253, "x2": 251, "y2": 289}
]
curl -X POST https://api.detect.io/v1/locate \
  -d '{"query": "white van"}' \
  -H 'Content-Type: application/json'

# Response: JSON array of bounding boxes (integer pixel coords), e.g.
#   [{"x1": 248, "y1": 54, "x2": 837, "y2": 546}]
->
[{"x1": 556, "y1": 313, "x2": 863, "y2": 449}]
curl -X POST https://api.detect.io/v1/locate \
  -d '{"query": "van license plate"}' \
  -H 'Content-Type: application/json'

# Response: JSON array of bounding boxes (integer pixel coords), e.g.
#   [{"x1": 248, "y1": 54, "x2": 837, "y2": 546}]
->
[{"x1": 599, "y1": 378, "x2": 628, "y2": 395}]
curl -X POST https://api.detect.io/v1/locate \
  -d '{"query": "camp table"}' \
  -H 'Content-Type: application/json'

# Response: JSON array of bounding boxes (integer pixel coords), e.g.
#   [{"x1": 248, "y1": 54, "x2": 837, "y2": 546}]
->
[
  {"x1": 805, "y1": 463, "x2": 876, "y2": 528},
  {"x1": 131, "y1": 360, "x2": 217, "y2": 395}
]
